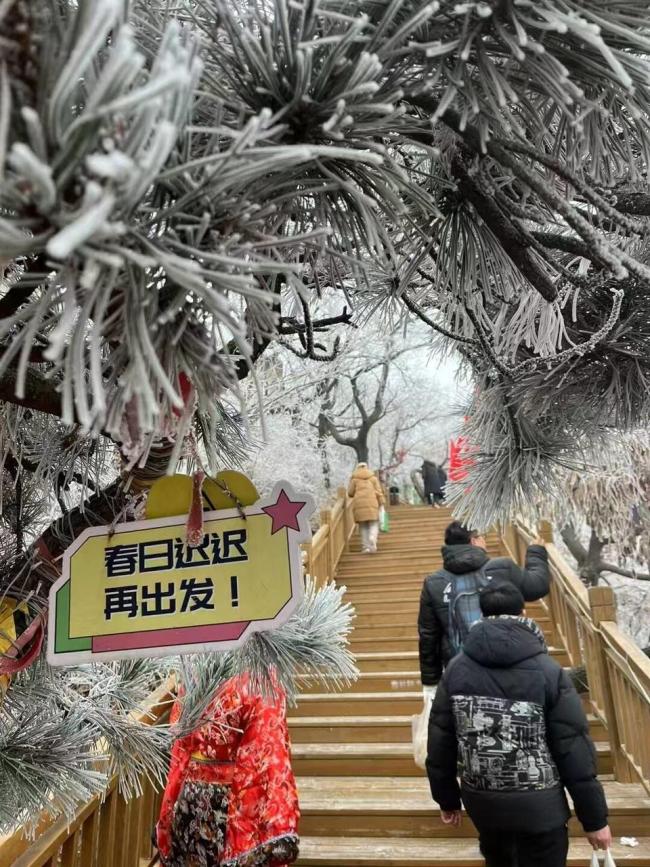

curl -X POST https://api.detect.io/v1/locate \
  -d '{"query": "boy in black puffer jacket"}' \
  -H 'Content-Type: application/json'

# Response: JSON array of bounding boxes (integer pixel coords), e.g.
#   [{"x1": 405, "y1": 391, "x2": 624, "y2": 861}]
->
[{"x1": 426, "y1": 581, "x2": 611, "y2": 867}]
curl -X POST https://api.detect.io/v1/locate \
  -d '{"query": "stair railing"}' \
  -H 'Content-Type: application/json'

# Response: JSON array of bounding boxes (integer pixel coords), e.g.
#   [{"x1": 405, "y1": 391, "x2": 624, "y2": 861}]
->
[
  {"x1": 503, "y1": 522, "x2": 650, "y2": 794},
  {"x1": 303, "y1": 486, "x2": 355, "y2": 587}
]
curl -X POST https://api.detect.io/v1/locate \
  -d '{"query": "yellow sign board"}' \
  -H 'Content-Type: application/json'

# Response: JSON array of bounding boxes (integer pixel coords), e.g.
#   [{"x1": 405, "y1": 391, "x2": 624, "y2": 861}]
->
[{"x1": 47, "y1": 483, "x2": 314, "y2": 665}]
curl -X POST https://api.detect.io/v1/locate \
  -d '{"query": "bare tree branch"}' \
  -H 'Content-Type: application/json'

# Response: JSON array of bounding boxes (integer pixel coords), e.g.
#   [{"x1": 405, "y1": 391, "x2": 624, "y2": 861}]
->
[
  {"x1": 0, "y1": 254, "x2": 49, "y2": 319},
  {"x1": 369, "y1": 361, "x2": 390, "y2": 424},
  {"x1": 318, "y1": 412, "x2": 357, "y2": 450},
  {"x1": 531, "y1": 231, "x2": 595, "y2": 259},
  {"x1": 278, "y1": 309, "x2": 352, "y2": 336},
  {"x1": 402, "y1": 288, "x2": 478, "y2": 345},
  {"x1": 349, "y1": 375, "x2": 370, "y2": 424},
  {"x1": 599, "y1": 563, "x2": 650, "y2": 582}
]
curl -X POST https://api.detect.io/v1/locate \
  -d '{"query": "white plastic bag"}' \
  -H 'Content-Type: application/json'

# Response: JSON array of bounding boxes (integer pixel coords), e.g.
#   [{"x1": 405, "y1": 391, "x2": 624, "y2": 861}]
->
[
  {"x1": 412, "y1": 692, "x2": 434, "y2": 770},
  {"x1": 591, "y1": 851, "x2": 617, "y2": 867}
]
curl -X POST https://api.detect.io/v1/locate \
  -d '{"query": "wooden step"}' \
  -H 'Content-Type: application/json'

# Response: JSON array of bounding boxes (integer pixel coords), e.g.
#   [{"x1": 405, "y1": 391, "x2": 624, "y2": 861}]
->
[
  {"x1": 350, "y1": 611, "x2": 420, "y2": 628},
  {"x1": 354, "y1": 651, "x2": 420, "y2": 672},
  {"x1": 337, "y1": 570, "x2": 435, "y2": 583},
  {"x1": 300, "y1": 671, "x2": 422, "y2": 694},
  {"x1": 293, "y1": 742, "x2": 612, "y2": 778},
  {"x1": 338, "y1": 557, "x2": 502, "y2": 575},
  {"x1": 351, "y1": 647, "x2": 568, "y2": 673},
  {"x1": 352, "y1": 624, "x2": 417, "y2": 640},
  {"x1": 340, "y1": 555, "x2": 490, "y2": 568},
  {"x1": 342, "y1": 574, "x2": 498, "y2": 587},
  {"x1": 290, "y1": 712, "x2": 607, "y2": 744},
  {"x1": 349, "y1": 608, "x2": 554, "y2": 632},
  {"x1": 296, "y1": 835, "x2": 650, "y2": 865},
  {"x1": 351, "y1": 620, "x2": 554, "y2": 642},
  {"x1": 345, "y1": 590, "x2": 551, "y2": 614},
  {"x1": 348, "y1": 600, "x2": 420, "y2": 616},
  {"x1": 290, "y1": 692, "x2": 423, "y2": 717},
  {"x1": 597, "y1": 741, "x2": 613, "y2": 775},
  {"x1": 292, "y1": 742, "x2": 423, "y2": 777},
  {"x1": 290, "y1": 716, "x2": 414, "y2": 744},
  {"x1": 342, "y1": 543, "x2": 448, "y2": 553},
  {"x1": 349, "y1": 637, "x2": 418, "y2": 654},
  {"x1": 338, "y1": 574, "x2": 428, "y2": 587},
  {"x1": 349, "y1": 634, "x2": 559, "y2": 657},
  {"x1": 297, "y1": 777, "x2": 650, "y2": 839},
  {"x1": 345, "y1": 589, "x2": 423, "y2": 604}
]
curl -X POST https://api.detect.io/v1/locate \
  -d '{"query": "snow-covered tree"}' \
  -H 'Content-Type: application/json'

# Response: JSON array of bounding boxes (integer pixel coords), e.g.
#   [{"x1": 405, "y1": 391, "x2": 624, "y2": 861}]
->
[
  {"x1": 551, "y1": 431, "x2": 650, "y2": 586},
  {"x1": 241, "y1": 309, "x2": 456, "y2": 498}
]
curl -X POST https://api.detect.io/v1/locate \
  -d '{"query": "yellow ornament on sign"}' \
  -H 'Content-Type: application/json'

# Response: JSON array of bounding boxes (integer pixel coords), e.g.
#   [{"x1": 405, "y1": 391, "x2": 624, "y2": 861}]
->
[{"x1": 145, "y1": 471, "x2": 260, "y2": 520}]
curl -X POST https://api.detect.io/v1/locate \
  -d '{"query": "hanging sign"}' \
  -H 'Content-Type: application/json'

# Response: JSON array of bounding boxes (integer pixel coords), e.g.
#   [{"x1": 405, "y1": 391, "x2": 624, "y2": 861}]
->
[{"x1": 47, "y1": 482, "x2": 314, "y2": 665}]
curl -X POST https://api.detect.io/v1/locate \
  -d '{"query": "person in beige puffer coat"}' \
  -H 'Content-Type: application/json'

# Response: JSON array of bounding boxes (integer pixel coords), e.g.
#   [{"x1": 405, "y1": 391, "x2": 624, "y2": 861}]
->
[{"x1": 347, "y1": 463, "x2": 385, "y2": 554}]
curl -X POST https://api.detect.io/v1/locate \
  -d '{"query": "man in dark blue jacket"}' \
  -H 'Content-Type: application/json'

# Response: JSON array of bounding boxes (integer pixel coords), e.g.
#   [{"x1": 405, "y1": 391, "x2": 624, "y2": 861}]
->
[
  {"x1": 418, "y1": 521, "x2": 550, "y2": 691},
  {"x1": 426, "y1": 581, "x2": 611, "y2": 867}
]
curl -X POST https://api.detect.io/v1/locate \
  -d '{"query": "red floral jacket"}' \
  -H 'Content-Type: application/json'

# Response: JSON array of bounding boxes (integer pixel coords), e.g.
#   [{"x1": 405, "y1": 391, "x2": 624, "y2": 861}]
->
[{"x1": 157, "y1": 673, "x2": 300, "y2": 867}]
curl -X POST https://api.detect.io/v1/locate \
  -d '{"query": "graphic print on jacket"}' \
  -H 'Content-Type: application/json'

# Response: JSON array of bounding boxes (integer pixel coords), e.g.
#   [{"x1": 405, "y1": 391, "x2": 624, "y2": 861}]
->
[{"x1": 452, "y1": 693, "x2": 561, "y2": 792}]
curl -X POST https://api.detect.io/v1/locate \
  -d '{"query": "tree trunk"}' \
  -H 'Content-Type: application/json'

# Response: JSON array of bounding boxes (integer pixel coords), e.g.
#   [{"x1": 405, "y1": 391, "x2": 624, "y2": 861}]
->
[
  {"x1": 411, "y1": 469, "x2": 425, "y2": 503},
  {"x1": 580, "y1": 530, "x2": 607, "y2": 587},
  {"x1": 319, "y1": 436, "x2": 331, "y2": 490},
  {"x1": 560, "y1": 525, "x2": 606, "y2": 587},
  {"x1": 355, "y1": 426, "x2": 370, "y2": 464},
  {"x1": 570, "y1": 646, "x2": 650, "y2": 693}
]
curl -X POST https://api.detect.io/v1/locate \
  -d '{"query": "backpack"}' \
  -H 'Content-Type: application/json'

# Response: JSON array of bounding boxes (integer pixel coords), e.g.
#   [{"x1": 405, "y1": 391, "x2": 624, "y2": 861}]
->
[{"x1": 446, "y1": 566, "x2": 491, "y2": 655}]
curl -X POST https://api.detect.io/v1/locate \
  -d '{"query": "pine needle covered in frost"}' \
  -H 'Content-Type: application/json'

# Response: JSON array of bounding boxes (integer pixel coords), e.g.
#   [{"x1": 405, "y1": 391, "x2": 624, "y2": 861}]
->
[
  {"x1": 0, "y1": 660, "x2": 172, "y2": 834},
  {"x1": 172, "y1": 579, "x2": 357, "y2": 733},
  {"x1": 234, "y1": 579, "x2": 357, "y2": 700}
]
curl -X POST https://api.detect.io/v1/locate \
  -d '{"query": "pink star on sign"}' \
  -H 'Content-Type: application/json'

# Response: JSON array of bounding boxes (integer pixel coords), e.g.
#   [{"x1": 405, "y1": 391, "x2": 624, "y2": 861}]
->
[{"x1": 262, "y1": 489, "x2": 306, "y2": 535}]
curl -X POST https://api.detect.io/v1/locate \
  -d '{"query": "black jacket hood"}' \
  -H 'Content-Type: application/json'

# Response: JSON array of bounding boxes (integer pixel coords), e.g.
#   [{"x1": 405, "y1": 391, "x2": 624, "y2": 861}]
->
[
  {"x1": 441, "y1": 543, "x2": 489, "y2": 574},
  {"x1": 463, "y1": 616, "x2": 547, "y2": 668}
]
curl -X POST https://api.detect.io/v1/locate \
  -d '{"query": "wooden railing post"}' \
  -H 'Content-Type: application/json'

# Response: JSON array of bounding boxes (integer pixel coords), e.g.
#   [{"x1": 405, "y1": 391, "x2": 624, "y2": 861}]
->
[
  {"x1": 301, "y1": 543, "x2": 312, "y2": 583},
  {"x1": 338, "y1": 487, "x2": 352, "y2": 541},
  {"x1": 510, "y1": 523, "x2": 528, "y2": 567},
  {"x1": 539, "y1": 520, "x2": 553, "y2": 544},
  {"x1": 588, "y1": 586, "x2": 634, "y2": 783},
  {"x1": 320, "y1": 509, "x2": 333, "y2": 582}
]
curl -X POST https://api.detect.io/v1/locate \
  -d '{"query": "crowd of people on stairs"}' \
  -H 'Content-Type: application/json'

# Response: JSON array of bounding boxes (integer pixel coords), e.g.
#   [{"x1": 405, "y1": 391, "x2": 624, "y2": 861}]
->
[{"x1": 151, "y1": 462, "x2": 615, "y2": 867}]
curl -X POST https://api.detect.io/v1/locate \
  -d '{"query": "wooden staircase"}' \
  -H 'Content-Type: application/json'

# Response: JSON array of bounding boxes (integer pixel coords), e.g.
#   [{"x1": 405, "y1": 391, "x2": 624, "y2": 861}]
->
[
  {"x1": 292, "y1": 506, "x2": 650, "y2": 866},
  {"x1": 5, "y1": 498, "x2": 650, "y2": 867}
]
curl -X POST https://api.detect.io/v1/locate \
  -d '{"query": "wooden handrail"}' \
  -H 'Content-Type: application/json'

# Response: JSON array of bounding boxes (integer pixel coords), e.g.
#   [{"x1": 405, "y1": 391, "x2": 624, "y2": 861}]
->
[
  {"x1": 504, "y1": 522, "x2": 650, "y2": 795},
  {"x1": 302, "y1": 486, "x2": 355, "y2": 588}
]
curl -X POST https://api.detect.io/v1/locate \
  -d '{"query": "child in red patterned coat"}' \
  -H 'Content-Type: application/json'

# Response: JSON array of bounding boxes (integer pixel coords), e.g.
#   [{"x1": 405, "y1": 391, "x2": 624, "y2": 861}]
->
[{"x1": 156, "y1": 672, "x2": 300, "y2": 867}]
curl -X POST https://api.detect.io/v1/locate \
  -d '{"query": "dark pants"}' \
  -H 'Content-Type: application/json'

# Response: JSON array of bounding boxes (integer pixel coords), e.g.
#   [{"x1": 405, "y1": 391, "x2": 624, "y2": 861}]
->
[{"x1": 479, "y1": 826, "x2": 569, "y2": 867}]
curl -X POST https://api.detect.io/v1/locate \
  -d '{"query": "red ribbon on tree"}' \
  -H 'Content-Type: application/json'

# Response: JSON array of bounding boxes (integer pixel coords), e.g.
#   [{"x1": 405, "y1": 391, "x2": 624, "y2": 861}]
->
[{"x1": 186, "y1": 470, "x2": 206, "y2": 547}]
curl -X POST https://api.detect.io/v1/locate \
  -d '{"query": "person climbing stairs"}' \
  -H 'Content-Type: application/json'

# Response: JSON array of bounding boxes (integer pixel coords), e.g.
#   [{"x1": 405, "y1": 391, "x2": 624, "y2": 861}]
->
[{"x1": 290, "y1": 505, "x2": 650, "y2": 866}]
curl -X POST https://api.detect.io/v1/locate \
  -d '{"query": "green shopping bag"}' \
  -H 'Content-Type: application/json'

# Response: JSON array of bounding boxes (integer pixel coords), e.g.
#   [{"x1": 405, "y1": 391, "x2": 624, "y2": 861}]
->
[{"x1": 379, "y1": 507, "x2": 390, "y2": 533}]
